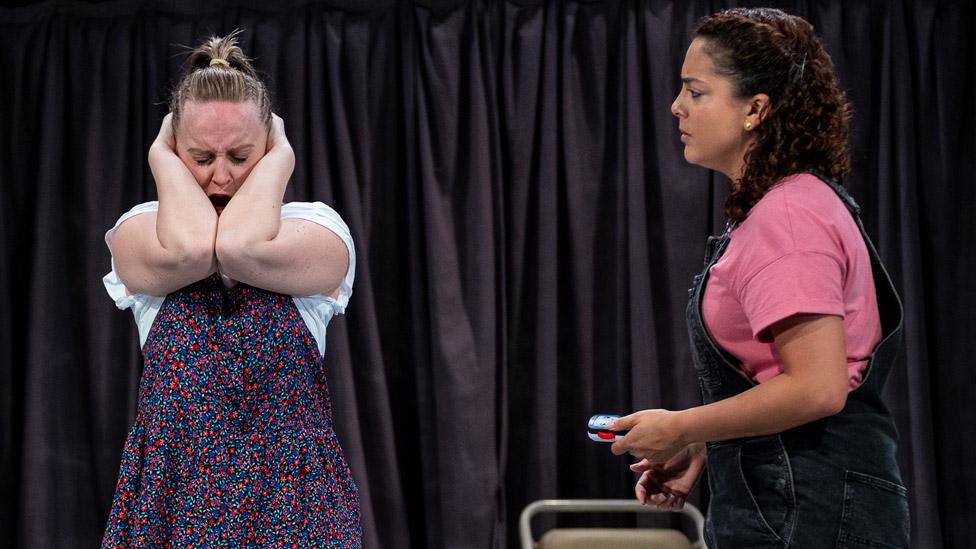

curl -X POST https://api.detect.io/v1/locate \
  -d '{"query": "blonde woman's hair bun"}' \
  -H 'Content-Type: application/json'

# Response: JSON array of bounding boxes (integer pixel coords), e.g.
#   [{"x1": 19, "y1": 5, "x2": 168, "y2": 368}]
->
[{"x1": 169, "y1": 29, "x2": 271, "y2": 131}]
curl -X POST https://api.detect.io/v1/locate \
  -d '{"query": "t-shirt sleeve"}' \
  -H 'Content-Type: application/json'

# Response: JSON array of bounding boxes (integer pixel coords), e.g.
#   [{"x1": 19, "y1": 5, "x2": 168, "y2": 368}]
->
[
  {"x1": 280, "y1": 201, "x2": 356, "y2": 312},
  {"x1": 102, "y1": 201, "x2": 160, "y2": 307},
  {"x1": 739, "y1": 251, "x2": 846, "y2": 342},
  {"x1": 102, "y1": 201, "x2": 165, "y2": 346},
  {"x1": 733, "y1": 183, "x2": 850, "y2": 342}
]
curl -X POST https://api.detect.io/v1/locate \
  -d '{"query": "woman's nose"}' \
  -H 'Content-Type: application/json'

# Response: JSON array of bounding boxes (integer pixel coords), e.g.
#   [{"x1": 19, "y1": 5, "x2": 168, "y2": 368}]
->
[
  {"x1": 671, "y1": 95, "x2": 682, "y2": 117},
  {"x1": 211, "y1": 158, "x2": 232, "y2": 187}
]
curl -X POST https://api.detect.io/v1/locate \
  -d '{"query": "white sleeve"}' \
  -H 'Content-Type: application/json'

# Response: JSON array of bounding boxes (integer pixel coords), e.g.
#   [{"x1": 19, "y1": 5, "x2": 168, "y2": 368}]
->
[
  {"x1": 280, "y1": 201, "x2": 356, "y2": 311},
  {"x1": 102, "y1": 201, "x2": 165, "y2": 347},
  {"x1": 282, "y1": 201, "x2": 356, "y2": 356}
]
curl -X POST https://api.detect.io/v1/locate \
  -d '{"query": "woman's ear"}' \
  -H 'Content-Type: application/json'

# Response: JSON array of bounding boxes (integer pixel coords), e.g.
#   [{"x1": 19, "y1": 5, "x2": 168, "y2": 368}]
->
[{"x1": 744, "y1": 93, "x2": 770, "y2": 131}]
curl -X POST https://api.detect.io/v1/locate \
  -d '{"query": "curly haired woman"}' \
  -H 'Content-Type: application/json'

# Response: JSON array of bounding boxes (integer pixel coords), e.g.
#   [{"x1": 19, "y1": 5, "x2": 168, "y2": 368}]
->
[{"x1": 607, "y1": 8, "x2": 909, "y2": 548}]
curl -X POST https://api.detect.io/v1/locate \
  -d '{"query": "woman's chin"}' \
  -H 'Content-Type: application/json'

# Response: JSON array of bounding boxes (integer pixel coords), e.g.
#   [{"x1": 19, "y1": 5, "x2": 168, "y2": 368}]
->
[{"x1": 683, "y1": 150, "x2": 716, "y2": 173}]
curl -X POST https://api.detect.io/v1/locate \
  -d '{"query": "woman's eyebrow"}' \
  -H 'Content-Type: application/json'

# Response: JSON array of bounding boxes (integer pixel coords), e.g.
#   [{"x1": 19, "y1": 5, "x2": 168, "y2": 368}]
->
[{"x1": 186, "y1": 144, "x2": 255, "y2": 155}]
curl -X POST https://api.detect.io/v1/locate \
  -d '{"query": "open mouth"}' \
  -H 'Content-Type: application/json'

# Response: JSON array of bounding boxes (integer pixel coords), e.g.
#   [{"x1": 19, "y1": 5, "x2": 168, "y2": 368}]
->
[{"x1": 209, "y1": 194, "x2": 231, "y2": 210}]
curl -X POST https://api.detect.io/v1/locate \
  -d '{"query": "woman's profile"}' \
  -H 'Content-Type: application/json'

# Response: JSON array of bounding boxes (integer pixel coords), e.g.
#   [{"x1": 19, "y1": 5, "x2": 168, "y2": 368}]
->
[{"x1": 608, "y1": 8, "x2": 909, "y2": 547}]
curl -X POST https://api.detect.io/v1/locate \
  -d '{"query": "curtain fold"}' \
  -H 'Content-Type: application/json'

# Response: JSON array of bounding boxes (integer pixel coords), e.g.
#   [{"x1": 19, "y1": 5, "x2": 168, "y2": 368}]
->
[{"x1": 1, "y1": 1, "x2": 970, "y2": 547}]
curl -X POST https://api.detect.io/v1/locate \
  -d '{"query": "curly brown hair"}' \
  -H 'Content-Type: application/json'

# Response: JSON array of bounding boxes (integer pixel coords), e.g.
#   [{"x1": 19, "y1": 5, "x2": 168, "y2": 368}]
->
[
  {"x1": 169, "y1": 29, "x2": 272, "y2": 132},
  {"x1": 695, "y1": 8, "x2": 851, "y2": 221}
]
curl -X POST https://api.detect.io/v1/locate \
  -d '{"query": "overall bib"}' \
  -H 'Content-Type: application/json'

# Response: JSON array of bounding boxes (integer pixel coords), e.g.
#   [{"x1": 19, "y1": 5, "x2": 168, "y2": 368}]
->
[{"x1": 686, "y1": 174, "x2": 910, "y2": 548}]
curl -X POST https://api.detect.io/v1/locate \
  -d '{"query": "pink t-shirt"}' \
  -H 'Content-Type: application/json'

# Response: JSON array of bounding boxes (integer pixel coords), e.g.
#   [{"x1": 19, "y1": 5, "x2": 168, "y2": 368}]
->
[{"x1": 701, "y1": 173, "x2": 881, "y2": 390}]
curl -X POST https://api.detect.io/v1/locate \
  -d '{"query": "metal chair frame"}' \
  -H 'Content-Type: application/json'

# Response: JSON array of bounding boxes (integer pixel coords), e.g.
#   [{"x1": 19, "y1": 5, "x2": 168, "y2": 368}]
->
[{"x1": 518, "y1": 498, "x2": 707, "y2": 549}]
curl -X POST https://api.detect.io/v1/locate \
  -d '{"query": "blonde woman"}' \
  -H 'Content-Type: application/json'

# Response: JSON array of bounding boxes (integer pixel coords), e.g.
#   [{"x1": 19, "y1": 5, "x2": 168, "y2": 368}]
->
[{"x1": 101, "y1": 33, "x2": 361, "y2": 546}]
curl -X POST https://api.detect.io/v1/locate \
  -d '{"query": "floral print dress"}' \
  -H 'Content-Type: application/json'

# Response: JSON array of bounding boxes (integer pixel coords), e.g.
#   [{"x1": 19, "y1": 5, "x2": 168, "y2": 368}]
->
[{"x1": 101, "y1": 275, "x2": 361, "y2": 547}]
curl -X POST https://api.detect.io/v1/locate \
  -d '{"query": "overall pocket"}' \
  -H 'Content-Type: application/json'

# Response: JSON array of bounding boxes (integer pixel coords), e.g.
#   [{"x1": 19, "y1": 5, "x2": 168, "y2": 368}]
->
[
  {"x1": 705, "y1": 436, "x2": 795, "y2": 547},
  {"x1": 837, "y1": 470, "x2": 909, "y2": 548},
  {"x1": 737, "y1": 435, "x2": 797, "y2": 544}
]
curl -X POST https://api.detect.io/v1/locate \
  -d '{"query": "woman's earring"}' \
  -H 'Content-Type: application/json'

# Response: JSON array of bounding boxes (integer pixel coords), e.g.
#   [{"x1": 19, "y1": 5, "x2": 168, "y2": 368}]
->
[{"x1": 744, "y1": 122, "x2": 753, "y2": 130}]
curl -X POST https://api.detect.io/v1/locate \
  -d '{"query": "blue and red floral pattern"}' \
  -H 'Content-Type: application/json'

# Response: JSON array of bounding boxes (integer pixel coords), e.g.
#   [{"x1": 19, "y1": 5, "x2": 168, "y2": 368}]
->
[{"x1": 102, "y1": 275, "x2": 361, "y2": 547}]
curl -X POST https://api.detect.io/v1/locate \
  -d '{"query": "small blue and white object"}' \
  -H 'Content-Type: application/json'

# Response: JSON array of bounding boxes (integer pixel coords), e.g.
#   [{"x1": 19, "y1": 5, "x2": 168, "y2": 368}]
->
[{"x1": 587, "y1": 414, "x2": 629, "y2": 442}]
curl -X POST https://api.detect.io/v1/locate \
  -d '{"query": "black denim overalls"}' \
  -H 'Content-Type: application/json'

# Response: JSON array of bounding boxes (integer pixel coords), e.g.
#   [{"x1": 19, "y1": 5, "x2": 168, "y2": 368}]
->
[{"x1": 686, "y1": 173, "x2": 910, "y2": 548}]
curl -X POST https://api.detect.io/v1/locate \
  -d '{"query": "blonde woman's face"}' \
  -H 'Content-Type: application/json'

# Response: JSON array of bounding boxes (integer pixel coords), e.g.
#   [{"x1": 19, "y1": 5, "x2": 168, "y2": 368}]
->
[
  {"x1": 176, "y1": 100, "x2": 268, "y2": 215},
  {"x1": 670, "y1": 38, "x2": 755, "y2": 180}
]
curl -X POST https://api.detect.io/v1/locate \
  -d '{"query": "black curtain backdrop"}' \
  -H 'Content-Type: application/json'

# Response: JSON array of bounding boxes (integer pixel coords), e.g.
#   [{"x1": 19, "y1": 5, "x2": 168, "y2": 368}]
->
[{"x1": 1, "y1": 0, "x2": 972, "y2": 547}]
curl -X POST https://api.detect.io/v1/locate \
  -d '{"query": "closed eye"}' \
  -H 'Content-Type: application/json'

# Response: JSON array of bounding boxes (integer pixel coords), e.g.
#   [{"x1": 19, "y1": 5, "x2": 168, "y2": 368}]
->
[{"x1": 192, "y1": 155, "x2": 248, "y2": 165}]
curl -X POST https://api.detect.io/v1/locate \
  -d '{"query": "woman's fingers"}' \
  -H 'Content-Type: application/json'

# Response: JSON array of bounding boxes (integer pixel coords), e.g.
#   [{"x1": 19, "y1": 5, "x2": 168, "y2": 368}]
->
[
  {"x1": 267, "y1": 113, "x2": 289, "y2": 151},
  {"x1": 651, "y1": 492, "x2": 685, "y2": 511},
  {"x1": 634, "y1": 455, "x2": 697, "y2": 510},
  {"x1": 635, "y1": 470, "x2": 653, "y2": 503},
  {"x1": 629, "y1": 458, "x2": 655, "y2": 473},
  {"x1": 156, "y1": 113, "x2": 176, "y2": 150},
  {"x1": 648, "y1": 493, "x2": 667, "y2": 505}
]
